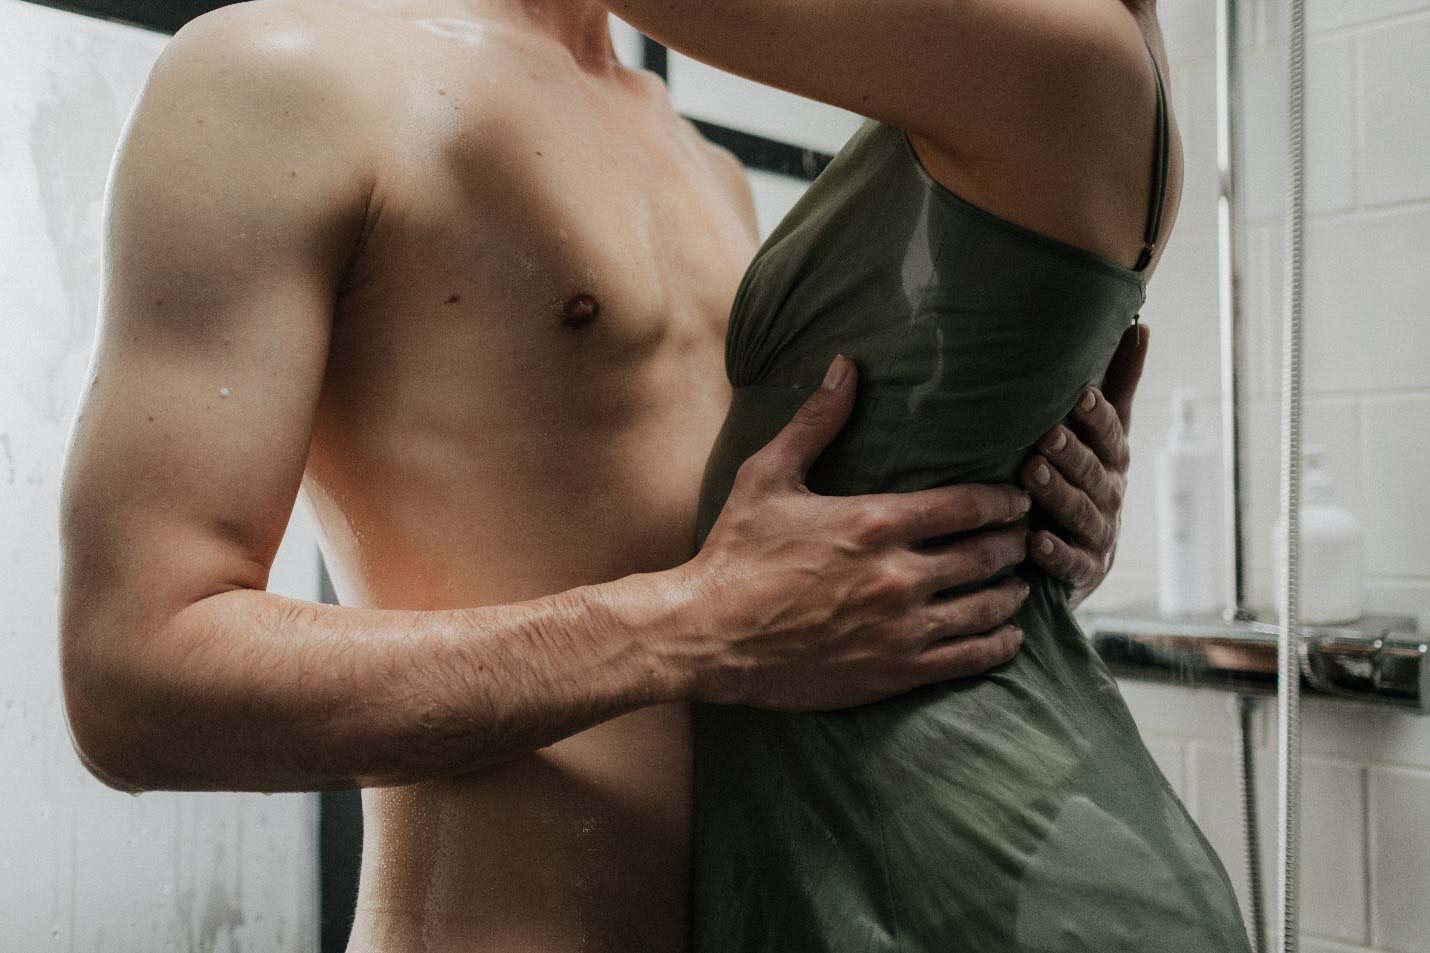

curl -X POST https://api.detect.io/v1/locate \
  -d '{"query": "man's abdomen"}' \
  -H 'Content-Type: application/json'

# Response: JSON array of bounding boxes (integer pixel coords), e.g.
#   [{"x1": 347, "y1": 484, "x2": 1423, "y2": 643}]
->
[{"x1": 348, "y1": 701, "x2": 692, "y2": 953}]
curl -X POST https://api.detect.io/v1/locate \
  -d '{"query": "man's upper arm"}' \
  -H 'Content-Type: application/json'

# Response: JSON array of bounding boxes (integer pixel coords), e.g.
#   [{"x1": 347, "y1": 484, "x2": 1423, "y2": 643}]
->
[{"x1": 60, "y1": 9, "x2": 370, "y2": 674}]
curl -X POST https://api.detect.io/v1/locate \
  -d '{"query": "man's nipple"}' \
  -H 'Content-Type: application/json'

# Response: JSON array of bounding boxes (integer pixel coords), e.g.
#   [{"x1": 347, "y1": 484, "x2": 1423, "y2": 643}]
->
[{"x1": 561, "y1": 293, "x2": 601, "y2": 329}]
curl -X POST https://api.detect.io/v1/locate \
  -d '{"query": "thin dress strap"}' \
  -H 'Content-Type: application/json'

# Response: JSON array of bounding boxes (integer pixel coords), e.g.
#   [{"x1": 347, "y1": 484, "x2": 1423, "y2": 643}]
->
[{"x1": 1134, "y1": 39, "x2": 1170, "y2": 273}]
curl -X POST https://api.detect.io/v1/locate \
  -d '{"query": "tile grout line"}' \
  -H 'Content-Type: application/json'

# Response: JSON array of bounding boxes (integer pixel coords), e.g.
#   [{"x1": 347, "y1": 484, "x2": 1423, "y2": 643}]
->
[{"x1": 1359, "y1": 763, "x2": 1374, "y2": 949}]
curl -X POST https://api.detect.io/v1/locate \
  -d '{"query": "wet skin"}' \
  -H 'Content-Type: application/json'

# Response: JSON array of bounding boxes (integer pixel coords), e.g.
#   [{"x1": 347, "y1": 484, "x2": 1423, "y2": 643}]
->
[
  {"x1": 103, "y1": 3, "x2": 750, "y2": 948},
  {"x1": 309, "y1": 9, "x2": 745, "y2": 951},
  {"x1": 56, "y1": 0, "x2": 1175, "y2": 951}
]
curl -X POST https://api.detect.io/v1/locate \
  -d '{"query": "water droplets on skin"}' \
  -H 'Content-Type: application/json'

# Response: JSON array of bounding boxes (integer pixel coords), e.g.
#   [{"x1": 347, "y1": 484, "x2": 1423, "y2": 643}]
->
[
  {"x1": 218, "y1": 387, "x2": 230, "y2": 398},
  {"x1": 417, "y1": 17, "x2": 491, "y2": 45}
]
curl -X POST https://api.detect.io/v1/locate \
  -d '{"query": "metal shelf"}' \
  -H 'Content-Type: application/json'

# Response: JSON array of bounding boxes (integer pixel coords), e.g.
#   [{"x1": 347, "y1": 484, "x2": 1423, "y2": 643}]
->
[{"x1": 1083, "y1": 610, "x2": 1428, "y2": 713}]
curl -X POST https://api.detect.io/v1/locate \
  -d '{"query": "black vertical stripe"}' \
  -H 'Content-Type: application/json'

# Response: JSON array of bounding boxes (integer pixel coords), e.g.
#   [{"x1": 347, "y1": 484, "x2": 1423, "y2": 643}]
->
[{"x1": 640, "y1": 34, "x2": 668, "y2": 80}]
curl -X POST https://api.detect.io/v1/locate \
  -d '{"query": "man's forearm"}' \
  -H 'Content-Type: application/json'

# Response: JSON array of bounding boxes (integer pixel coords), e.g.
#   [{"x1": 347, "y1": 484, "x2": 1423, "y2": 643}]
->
[
  {"x1": 65, "y1": 363, "x2": 1043, "y2": 793},
  {"x1": 71, "y1": 571, "x2": 695, "y2": 793}
]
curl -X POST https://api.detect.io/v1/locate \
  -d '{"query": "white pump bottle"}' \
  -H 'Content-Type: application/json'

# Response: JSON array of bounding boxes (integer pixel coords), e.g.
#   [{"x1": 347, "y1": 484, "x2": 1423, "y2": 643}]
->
[
  {"x1": 1156, "y1": 389, "x2": 1223, "y2": 616},
  {"x1": 1273, "y1": 446, "x2": 1363, "y2": 625}
]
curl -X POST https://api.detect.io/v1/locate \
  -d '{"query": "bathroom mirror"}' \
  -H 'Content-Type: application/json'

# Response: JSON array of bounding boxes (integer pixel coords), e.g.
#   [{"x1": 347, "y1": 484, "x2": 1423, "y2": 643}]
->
[{"x1": 1, "y1": 1, "x2": 1425, "y2": 952}]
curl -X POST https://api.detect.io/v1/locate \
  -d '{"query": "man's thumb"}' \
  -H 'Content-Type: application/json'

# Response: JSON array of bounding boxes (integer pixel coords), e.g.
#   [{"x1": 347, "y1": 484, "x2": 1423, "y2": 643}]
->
[{"x1": 760, "y1": 355, "x2": 857, "y2": 482}]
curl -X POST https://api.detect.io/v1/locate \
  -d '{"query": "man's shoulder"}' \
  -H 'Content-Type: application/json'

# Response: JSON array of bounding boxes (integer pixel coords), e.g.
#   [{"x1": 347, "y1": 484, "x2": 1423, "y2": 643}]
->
[
  {"x1": 115, "y1": 0, "x2": 380, "y2": 234},
  {"x1": 163, "y1": 1, "x2": 544, "y2": 141},
  {"x1": 156, "y1": 1, "x2": 372, "y2": 110}
]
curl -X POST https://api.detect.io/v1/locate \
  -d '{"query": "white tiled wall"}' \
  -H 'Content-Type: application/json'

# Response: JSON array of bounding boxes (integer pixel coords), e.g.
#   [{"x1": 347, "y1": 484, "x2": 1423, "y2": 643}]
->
[
  {"x1": 619, "y1": 2, "x2": 1430, "y2": 949},
  {"x1": 1079, "y1": 2, "x2": 1430, "y2": 950},
  {"x1": 0, "y1": 1, "x2": 321, "y2": 948}
]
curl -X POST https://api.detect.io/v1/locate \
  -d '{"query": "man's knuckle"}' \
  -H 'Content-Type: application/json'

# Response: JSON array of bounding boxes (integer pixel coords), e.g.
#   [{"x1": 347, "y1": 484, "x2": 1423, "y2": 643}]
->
[
  {"x1": 1096, "y1": 517, "x2": 1118, "y2": 552},
  {"x1": 966, "y1": 638, "x2": 1001, "y2": 672},
  {"x1": 787, "y1": 410, "x2": 820, "y2": 437},
  {"x1": 870, "y1": 563, "x2": 910, "y2": 602},
  {"x1": 1006, "y1": 529, "x2": 1030, "y2": 560},
  {"x1": 1073, "y1": 552, "x2": 1100, "y2": 585},
  {"x1": 1075, "y1": 492, "x2": 1100, "y2": 529},
  {"x1": 976, "y1": 596, "x2": 1008, "y2": 631},
  {"x1": 983, "y1": 490, "x2": 1010, "y2": 523},
  {"x1": 1092, "y1": 393, "x2": 1116, "y2": 425},
  {"x1": 973, "y1": 543, "x2": 1004, "y2": 578},
  {"x1": 1098, "y1": 425, "x2": 1121, "y2": 453},
  {"x1": 855, "y1": 505, "x2": 898, "y2": 543},
  {"x1": 735, "y1": 452, "x2": 772, "y2": 486},
  {"x1": 1107, "y1": 477, "x2": 1127, "y2": 509},
  {"x1": 954, "y1": 597, "x2": 988, "y2": 632},
  {"x1": 1003, "y1": 578, "x2": 1030, "y2": 611},
  {"x1": 791, "y1": 399, "x2": 832, "y2": 431},
  {"x1": 953, "y1": 488, "x2": 990, "y2": 524},
  {"x1": 1009, "y1": 529, "x2": 1030, "y2": 561}
]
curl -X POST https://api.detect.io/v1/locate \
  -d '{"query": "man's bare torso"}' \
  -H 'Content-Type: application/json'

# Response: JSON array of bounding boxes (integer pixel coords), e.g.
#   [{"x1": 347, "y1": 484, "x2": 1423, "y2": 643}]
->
[{"x1": 270, "y1": 2, "x2": 757, "y2": 948}]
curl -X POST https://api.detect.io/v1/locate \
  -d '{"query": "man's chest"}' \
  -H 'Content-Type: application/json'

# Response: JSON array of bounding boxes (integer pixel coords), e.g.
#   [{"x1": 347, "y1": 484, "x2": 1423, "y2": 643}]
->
[{"x1": 349, "y1": 84, "x2": 757, "y2": 361}]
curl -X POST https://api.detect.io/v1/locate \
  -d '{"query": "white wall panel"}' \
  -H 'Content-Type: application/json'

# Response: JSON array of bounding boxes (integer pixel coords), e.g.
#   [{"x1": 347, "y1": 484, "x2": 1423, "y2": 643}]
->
[{"x1": 0, "y1": 1, "x2": 320, "y2": 949}]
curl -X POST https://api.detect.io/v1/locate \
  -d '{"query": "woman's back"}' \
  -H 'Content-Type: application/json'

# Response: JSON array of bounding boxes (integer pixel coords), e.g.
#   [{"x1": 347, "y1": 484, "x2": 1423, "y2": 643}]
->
[{"x1": 689, "y1": 47, "x2": 1251, "y2": 953}]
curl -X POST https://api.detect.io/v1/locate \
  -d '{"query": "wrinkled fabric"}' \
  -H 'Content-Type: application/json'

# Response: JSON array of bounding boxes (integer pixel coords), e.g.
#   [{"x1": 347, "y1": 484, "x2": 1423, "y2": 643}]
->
[{"x1": 690, "y1": 121, "x2": 1251, "y2": 952}]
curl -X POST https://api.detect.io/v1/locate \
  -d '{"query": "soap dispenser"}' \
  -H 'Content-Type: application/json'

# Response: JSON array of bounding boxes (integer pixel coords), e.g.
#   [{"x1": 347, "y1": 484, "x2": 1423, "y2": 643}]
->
[
  {"x1": 1273, "y1": 446, "x2": 1364, "y2": 625},
  {"x1": 1156, "y1": 389, "x2": 1222, "y2": 616}
]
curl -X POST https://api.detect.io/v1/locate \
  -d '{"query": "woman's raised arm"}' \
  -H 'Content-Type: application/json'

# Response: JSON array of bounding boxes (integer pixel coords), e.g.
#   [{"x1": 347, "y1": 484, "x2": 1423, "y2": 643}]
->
[{"x1": 608, "y1": 0, "x2": 1147, "y2": 160}]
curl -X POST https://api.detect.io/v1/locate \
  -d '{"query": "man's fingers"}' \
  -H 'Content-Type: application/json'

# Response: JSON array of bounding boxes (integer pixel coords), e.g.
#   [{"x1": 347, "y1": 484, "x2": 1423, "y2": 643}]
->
[
  {"x1": 753, "y1": 355, "x2": 858, "y2": 483},
  {"x1": 1029, "y1": 530, "x2": 1101, "y2": 589},
  {"x1": 1021, "y1": 454, "x2": 1110, "y2": 550},
  {"x1": 1037, "y1": 425, "x2": 1122, "y2": 513},
  {"x1": 864, "y1": 483, "x2": 1030, "y2": 545},
  {"x1": 1068, "y1": 388, "x2": 1131, "y2": 475},
  {"x1": 911, "y1": 531, "x2": 1028, "y2": 597},
  {"x1": 913, "y1": 625, "x2": 1023, "y2": 684},
  {"x1": 1099, "y1": 322, "x2": 1151, "y2": 434},
  {"x1": 914, "y1": 575, "x2": 1030, "y2": 638}
]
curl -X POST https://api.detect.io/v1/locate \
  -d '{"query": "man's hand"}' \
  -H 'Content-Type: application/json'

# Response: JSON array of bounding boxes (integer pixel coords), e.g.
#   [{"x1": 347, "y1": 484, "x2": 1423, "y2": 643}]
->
[
  {"x1": 678, "y1": 355, "x2": 1030, "y2": 712},
  {"x1": 1019, "y1": 324, "x2": 1151, "y2": 608}
]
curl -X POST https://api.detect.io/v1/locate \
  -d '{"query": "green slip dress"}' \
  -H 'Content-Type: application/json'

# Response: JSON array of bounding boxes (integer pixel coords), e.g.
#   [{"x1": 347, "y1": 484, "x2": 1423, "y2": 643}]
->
[{"x1": 690, "y1": 47, "x2": 1253, "y2": 953}]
